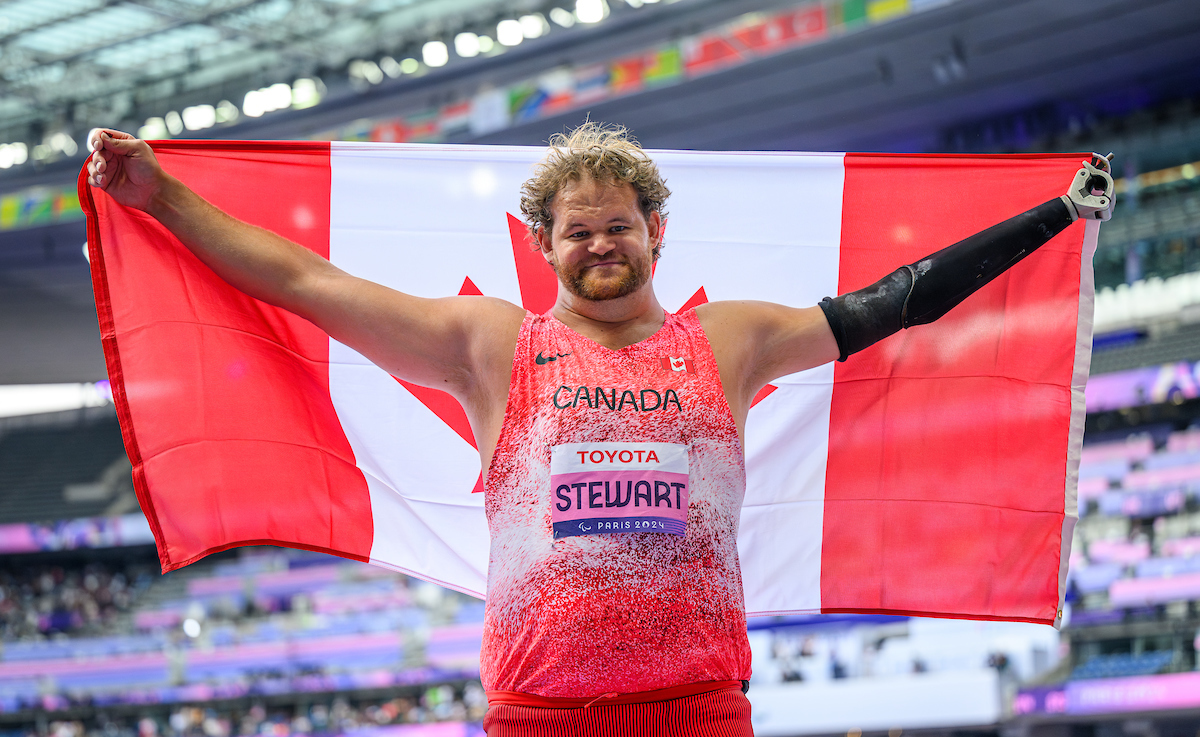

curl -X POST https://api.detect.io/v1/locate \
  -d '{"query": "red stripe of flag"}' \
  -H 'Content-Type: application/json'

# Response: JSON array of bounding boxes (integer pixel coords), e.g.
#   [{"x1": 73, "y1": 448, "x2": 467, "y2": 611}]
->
[
  {"x1": 821, "y1": 152, "x2": 1086, "y2": 623},
  {"x1": 80, "y1": 142, "x2": 374, "y2": 572}
]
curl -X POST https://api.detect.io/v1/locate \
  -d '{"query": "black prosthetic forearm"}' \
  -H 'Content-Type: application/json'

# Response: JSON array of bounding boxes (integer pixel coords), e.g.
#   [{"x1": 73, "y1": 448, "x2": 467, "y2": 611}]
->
[
  {"x1": 818, "y1": 197, "x2": 1077, "y2": 361},
  {"x1": 818, "y1": 268, "x2": 912, "y2": 362}
]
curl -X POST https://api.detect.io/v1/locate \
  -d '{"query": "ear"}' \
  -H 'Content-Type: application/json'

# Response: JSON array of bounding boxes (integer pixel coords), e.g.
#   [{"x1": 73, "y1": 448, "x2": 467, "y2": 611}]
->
[
  {"x1": 647, "y1": 211, "x2": 663, "y2": 249},
  {"x1": 536, "y1": 224, "x2": 555, "y2": 263}
]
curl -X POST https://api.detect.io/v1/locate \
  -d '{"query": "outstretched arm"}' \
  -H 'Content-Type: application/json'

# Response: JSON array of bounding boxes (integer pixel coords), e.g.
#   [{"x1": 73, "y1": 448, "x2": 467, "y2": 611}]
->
[
  {"x1": 85, "y1": 129, "x2": 524, "y2": 399},
  {"x1": 819, "y1": 154, "x2": 1114, "y2": 362}
]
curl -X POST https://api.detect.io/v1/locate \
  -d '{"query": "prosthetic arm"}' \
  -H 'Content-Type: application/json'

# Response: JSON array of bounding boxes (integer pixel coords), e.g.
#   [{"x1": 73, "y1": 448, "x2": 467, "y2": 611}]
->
[{"x1": 818, "y1": 154, "x2": 1115, "y2": 361}]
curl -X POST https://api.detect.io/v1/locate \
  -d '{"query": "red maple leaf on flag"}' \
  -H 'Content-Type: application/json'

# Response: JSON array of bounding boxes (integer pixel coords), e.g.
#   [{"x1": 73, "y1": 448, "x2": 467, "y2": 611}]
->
[{"x1": 393, "y1": 214, "x2": 776, "y2": 492}]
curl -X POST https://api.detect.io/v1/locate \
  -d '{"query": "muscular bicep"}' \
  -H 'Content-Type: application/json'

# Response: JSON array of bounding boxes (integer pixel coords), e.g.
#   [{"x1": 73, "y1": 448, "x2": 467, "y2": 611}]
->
[{"x1": 296, "y1": 267, "x2": 524, "y2": 396}]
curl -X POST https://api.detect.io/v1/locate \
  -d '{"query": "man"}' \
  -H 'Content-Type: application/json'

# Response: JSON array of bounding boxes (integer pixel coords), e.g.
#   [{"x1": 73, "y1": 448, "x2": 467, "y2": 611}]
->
[{"x1": 86, "y1": 123, "x2": 1112, "y2": 735}]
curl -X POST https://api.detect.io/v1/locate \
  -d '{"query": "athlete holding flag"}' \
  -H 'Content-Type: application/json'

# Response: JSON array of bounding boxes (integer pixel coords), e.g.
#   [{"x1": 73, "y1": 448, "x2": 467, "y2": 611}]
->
[{"x1": 86, "y1": 123, "x2": 1113, "y2": 735}]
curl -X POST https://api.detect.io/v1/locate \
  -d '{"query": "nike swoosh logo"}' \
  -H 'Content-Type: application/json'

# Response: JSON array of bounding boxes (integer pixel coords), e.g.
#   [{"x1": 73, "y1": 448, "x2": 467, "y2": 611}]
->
[{"x1": 536, "y1": 351, "x2": 571, "y2": 365}]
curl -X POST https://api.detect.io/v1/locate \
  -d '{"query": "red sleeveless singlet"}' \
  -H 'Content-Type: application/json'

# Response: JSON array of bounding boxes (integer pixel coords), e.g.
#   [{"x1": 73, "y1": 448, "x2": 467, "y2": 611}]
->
[{"x1": 481, "y1": 309, "x2": 753, "y2": 698}]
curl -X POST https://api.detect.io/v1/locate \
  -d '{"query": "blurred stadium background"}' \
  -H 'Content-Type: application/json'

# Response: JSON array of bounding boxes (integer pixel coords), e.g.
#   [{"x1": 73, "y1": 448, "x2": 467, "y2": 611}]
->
[{"x1": 2, "y1": 0, "x2": 1200, "y2": 735}]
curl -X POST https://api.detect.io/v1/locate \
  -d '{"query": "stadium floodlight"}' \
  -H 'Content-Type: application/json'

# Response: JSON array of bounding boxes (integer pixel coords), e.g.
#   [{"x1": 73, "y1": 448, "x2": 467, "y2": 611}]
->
[
  {"x1": 575, "y1": 0, "x2": 608, "y2": 23},
  {"x1": 455, "y1": 32, "x2": 481, "y2": 58},
  {"x1": 380, "y1": 56, "x2": 403, "y2": 77},
  {"x1": 291, "y1": 78, "x2": 322, "y2": 109},
  {"x1": 349, "y1": 60, "x2": 383, "y2": 84},
  {"x1": 0, "y1": 142, "x2": 28, "y2": 169},
  {"x1": 266, "y1": 83, "x2": 293, "y2": 109},
  {"x1": 497, "y1": 19, "x2": 523, "y2": 46},
  {"x1": 243, "y1": 90, "x2": 265, "y2": 117},
  {"x1": 47, "y1": 132, "x2": 78, "y2": 156},
  {"x1": 400, "y1": 57, "x2": 420, "y2": 74},
  {"x1": 139, "y1": 117, "x2": 169, "y2": 138},
  {"x1": 243, "y1": 83, "x2": 294, "y2": 117},
  {"x1": 215, "y1": 100, "x2": 239, "y2": 123},
  {"x1": 549, "y1": 7, "x2": 575, "y2": 26},
  {"x1": 0, "y1": 143, "x2": 26, "y2": 169},
  {"x1": 165, "y1": 111, "x2": 184, "y2": 136},
  {"x1": 520, "y1": 14, "x2": 548, "y2": 38},
  {"x1": 477, "y1": 34, "x2": 495, "y2": 53},
  {"x1": 361, "y1": 61, "x2": 384, "y2": 84},
  {"x1": 423, "y1": 40, "x2": 449, "y2": 67},
  {"x1": 182, "y1": 104, "x2": 216, "y2": 131}
]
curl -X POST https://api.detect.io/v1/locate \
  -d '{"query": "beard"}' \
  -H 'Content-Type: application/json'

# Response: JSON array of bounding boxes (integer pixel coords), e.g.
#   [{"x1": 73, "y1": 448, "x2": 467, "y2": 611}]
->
[{"x1": 554, "y1": 254, "x2": 653, "y2": 301}]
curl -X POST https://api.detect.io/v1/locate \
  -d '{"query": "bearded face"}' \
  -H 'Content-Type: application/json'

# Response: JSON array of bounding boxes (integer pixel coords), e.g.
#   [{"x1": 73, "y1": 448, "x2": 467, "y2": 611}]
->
[
  {"x1": 552, "y1": 240, "x2": 653, "y2": 301},
  {"x1": 542, "y1": 176, "x2": 660, "y2": 302}
]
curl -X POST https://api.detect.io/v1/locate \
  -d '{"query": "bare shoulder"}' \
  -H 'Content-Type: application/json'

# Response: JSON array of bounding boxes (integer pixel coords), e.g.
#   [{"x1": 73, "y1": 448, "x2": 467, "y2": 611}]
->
[
  {"x1": 455, "y1": 293, "x2": 528, "y2": 324},
  {"x1": 694, "y1": 299, "x2": 838, "y2": 387},
  {"x1": 430, "y1": 294, "x2": 526, "y2": 379},
  {"x1": 457, "y1": 295, "x2": 527, "y2": 346},
  {"x1": 693, "y1": 299, "x2": 804, "y2": 359},
  {"x1": 693, "y1": 299, "x2": 808, "y2": 336}
]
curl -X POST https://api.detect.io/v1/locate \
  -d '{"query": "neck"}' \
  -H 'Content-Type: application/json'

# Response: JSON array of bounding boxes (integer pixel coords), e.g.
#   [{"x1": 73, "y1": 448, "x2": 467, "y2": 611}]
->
[{"x1": 550, "y1": 282, "x2": 665, "y2": 350}]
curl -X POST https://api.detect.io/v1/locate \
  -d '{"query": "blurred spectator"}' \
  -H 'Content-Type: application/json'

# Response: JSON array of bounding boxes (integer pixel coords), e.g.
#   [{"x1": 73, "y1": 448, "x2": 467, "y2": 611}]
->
[
  {"x1": 0, "y1": 681, "x2": 487, "y2": 737},
  {"x1": 0, "y1": 562, "x2": 150, "y2": 640},
  {"x1": 82, "y1": 683, "x2": 482, "y2": 737}
]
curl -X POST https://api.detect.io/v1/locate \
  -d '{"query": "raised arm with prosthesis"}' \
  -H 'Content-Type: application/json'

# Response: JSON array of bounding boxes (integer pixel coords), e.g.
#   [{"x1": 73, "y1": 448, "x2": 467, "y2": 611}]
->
[{"x1": 818, "y1": 154, "x2": 1114, "y2": 361}]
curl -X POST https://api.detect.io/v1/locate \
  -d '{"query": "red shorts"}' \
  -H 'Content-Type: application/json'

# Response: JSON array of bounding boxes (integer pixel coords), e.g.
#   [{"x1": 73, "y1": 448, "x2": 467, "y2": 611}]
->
[{"x1": 483, "y1": 681, "x2": 753, "y2": 736}]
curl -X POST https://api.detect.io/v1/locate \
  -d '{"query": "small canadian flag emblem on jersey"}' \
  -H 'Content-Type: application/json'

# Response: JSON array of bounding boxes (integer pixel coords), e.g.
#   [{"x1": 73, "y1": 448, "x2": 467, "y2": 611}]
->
[{"x1": 661, "y1": 357, "x2": 696, "y2": 374}]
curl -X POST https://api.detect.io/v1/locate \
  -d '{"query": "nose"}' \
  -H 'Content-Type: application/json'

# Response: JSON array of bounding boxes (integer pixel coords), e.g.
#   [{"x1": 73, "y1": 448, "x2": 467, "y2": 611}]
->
[{"x1": 588, "y1": 234, "x2": 617, "y2": 256}]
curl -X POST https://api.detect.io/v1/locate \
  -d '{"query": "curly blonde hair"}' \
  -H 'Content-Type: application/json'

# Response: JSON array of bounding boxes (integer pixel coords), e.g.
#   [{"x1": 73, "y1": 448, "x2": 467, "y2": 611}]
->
[{"x1": 520, "y1": 122, "x2": 671, "y2": 256}]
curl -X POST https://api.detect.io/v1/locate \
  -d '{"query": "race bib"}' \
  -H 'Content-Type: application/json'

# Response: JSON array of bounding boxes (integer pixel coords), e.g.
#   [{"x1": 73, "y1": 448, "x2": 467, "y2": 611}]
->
[{"x1": 549, "y1": 442, "x2": 690, "y2": 539}]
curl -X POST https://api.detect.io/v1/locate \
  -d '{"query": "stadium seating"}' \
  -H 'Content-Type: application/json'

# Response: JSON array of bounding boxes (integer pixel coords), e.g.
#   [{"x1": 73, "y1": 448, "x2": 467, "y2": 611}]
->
[
  {"x1": 1068, "y1": 424, "x2": 1200, "y2": 645},
  {"x1": 1069, "y1": 651, "x2": 1175, "y2": 680},
  {"x1": 0, "y1": 417, "x2": 125, "y2": 523},
  {"x1": 0, "y1": 547, "x2": 484, "y2": 718}
]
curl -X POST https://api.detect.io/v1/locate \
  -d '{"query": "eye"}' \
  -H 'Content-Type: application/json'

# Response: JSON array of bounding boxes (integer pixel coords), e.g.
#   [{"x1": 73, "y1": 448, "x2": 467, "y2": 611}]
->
[
  {"x1": 569, "y1": 231, "x2": 589, "y2": 239},
  {"x1": 610, "y1": 226, "x2": 628, "y2": 233}
]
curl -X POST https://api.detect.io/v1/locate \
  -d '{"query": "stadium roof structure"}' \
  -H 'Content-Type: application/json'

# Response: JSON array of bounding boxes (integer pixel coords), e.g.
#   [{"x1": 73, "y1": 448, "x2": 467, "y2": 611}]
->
[{"x1": 0, "y1": 0, "x2": 580, "y2": 146}]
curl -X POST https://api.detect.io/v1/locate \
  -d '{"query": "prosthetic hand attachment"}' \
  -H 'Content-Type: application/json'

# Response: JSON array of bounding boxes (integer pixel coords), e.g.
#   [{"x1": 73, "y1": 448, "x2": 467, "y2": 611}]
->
[
  {"x1": 1063, "y1": 153, "x2": 1115, "y2": 222},
  {"x1": 819, "y1": 154, "x2": 1113, "y2": 362}
]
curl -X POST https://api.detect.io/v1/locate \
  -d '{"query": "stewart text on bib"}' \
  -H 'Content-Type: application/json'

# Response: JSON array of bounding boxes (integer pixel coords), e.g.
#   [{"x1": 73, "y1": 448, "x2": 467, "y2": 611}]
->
[{"x1": 550, "y1": 442, "x2": 689, "y2": 538}]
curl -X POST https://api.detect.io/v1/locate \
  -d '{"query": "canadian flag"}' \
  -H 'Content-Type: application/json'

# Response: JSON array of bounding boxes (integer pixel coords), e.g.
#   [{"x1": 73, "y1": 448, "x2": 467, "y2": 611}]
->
[
  {"x1": 661, "y1": 357, "x2": 696, "y2": 373},
  {"x1": 81, "y1": 142, "x2": 1096, "y2": 625}
]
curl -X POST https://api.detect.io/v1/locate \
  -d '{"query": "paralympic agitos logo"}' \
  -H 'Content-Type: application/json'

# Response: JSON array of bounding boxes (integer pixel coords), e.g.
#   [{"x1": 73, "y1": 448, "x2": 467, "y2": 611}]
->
[{"x1": 552, "y1": 385, "x2": 683, "y2": 412}]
